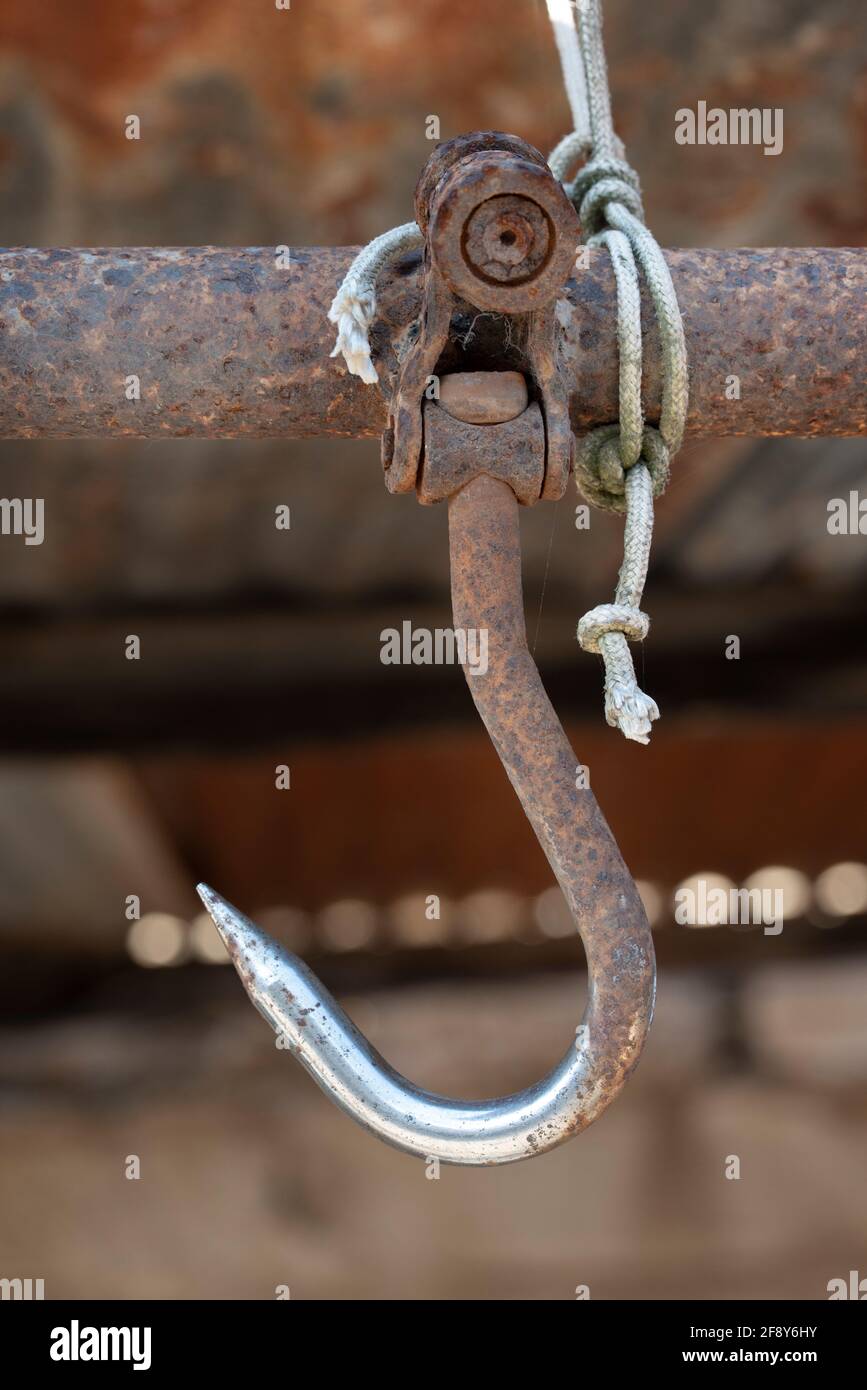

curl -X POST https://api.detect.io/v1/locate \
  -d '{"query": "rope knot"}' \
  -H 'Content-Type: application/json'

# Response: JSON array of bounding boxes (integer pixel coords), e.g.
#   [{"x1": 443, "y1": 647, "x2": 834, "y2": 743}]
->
[
  {"x1": 577, "y1": 609, "x2": 659, "y2": 745},
  {"x1": 574, "y1": 424, "x2": 670, "y2": 514},
  {"x1": 567, "y1": 155, "x2": 643, "y2": 235},
  {"x1": 577, "y1": 602, "x2": 649, "y2": 654}
]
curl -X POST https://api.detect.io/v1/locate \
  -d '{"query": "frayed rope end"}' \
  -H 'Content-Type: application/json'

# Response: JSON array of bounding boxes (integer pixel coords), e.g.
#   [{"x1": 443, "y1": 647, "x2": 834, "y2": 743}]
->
[
  {"x1": 327, "y1": 220, "x2": 424, "y2": 385},
  {"x1": 327, "y1": 288, "x2": 380, "y2": 386},
  {"x1": 604, "y1": 681, "x2": 659, "y2": 745}
]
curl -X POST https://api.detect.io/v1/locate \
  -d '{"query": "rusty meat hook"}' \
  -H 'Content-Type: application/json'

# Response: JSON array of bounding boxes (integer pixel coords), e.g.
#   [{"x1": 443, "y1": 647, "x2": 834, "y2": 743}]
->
[{"x1": 198, "y1": 472, "x2": 654, "y2": 1165}]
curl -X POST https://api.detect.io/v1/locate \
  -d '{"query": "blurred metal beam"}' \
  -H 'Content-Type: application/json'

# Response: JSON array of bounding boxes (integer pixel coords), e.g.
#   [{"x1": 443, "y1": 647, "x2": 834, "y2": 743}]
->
[
  {"x1": 1, "y1": 589, "x2": 867, "y2": 752},
  {"x1": 0, "y1": 246, "x2": 863, "y2": 441}
]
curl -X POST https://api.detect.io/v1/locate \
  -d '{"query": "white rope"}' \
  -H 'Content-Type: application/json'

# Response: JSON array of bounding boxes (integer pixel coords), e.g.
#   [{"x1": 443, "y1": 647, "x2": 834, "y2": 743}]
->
[
  {"x1": 544, "y1": 0, "x2": 591, "y2": 144},
  {"x1": 577, "y1": 465, "x2": 659, "y2": 743},
  {"x1": 550, "y1": 0, "x2": 688, "y2": 743},
  {"x1": 328, "y1": 222, "x2": 422, "y2": 383}
]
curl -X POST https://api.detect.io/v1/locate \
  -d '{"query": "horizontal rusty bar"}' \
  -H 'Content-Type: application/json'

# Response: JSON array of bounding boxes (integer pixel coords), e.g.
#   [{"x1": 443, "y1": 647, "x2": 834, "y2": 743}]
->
[{"x1": 0, "y1": 246, "x2": 863, "y2": 440}]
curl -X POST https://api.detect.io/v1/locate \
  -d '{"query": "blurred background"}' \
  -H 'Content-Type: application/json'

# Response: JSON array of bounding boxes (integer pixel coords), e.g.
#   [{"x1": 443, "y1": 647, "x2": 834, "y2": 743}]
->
[{"x1": 0, "y1": 0, "x2": 866, "y2": 1300}]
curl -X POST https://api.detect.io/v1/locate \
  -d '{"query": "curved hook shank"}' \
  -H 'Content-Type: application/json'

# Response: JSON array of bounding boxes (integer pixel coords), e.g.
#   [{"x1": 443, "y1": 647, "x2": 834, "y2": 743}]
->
[{"x1": 198, "y1": 473, "x2": 654, "y2": 1165}]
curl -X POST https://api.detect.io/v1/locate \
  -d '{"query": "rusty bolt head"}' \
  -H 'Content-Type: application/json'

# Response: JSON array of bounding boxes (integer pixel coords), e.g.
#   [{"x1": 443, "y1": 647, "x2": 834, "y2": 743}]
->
[
  {"x1": 464, "y1": 195, "x2": 551, "y2": 285},
  {"x1": 414, "y1": 131, "x2": 547, "y2": 234},
  {"x1": 423, "y1": 146, "x2": 580, "y2": 313}
]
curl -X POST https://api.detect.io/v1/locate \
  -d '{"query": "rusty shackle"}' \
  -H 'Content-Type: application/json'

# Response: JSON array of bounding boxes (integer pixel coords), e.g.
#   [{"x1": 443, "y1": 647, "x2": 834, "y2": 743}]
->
[
  {"x1": 383, "y1": 132, "x2": 579, "y2": 501},
  {"x1": 199, "y1": 132, "x2": 656, "y2": 1165}
]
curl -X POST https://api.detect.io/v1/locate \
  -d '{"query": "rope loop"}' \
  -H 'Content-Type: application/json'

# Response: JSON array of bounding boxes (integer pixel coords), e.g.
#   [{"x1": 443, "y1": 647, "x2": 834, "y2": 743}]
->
[
  {"x1": 547, "y1": 131, "x2": 592, "y2": 184},
  {"x1": 568, "y1": 155, "x2": 644, "y2": 235},
  {"x1": 577, "y1": 602, "x2": 649, "y2": 654},
  {"x1": 574, "y1": 424, "x2": 670, "y2": 514}
]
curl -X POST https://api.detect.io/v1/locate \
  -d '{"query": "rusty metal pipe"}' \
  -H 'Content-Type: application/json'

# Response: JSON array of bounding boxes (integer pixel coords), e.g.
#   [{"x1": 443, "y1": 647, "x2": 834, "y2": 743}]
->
[
  {"x1": 0, "y1": 246, "x2": 863, "y2": 440},
  {"x1": 196, "y1": 472, "x2": 654, "y2": 1164}
]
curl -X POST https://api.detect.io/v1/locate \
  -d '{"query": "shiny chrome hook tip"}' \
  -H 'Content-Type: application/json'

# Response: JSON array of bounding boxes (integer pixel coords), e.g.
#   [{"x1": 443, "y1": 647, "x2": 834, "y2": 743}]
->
[{"x1": 196, "y1": 881, "x2": 250, "y2": 960}]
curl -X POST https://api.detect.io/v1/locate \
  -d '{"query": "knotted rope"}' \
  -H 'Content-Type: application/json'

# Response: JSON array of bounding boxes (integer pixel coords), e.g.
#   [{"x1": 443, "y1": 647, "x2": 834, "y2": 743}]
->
[{"x1": 551, "y1": 0, "x2": 688, "y2": 743}]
